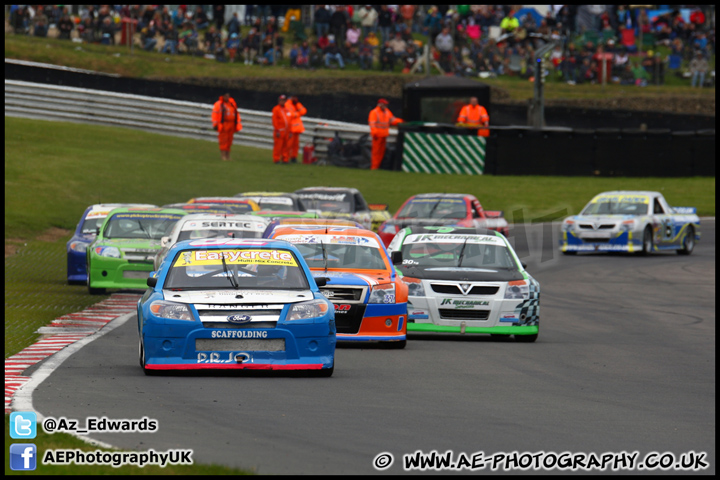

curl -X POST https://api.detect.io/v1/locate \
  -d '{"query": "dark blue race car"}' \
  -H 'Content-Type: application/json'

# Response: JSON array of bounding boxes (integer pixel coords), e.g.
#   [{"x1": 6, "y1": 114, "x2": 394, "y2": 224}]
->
[{"x1": 66, "y1": 203, "x2": 156, "y2": 284}]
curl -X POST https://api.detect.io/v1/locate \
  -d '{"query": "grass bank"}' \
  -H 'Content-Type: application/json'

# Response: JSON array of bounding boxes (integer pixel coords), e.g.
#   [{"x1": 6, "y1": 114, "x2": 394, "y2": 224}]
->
[
  {"x1": 5, "y1": 117, "x2": 714, "y2": 243},
  {"x1": 5, "y1": 33, "x2": 716, "y2": 106}
]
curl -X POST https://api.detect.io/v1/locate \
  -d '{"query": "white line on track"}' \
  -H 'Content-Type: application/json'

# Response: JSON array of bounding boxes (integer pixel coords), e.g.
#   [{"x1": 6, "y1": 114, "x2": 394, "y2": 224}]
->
[{"x1": 11, "y1": 311, "x2": 135, "y2": 450}]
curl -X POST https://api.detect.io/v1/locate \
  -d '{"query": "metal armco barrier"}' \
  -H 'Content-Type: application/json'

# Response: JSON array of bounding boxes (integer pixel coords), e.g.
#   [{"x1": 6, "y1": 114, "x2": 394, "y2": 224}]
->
[{"x1": 4, "y1": 79, "x2": 394, "y2": 160}]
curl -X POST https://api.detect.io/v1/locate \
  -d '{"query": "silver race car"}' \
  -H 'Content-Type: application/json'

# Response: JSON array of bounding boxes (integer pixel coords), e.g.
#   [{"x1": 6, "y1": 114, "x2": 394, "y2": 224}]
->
[
  {"x1": 389, "y1": 226, "x2": 539, "y2": 342},
  {"x1": 560, "y1": 191, "x2": 701, "y2": 255}
]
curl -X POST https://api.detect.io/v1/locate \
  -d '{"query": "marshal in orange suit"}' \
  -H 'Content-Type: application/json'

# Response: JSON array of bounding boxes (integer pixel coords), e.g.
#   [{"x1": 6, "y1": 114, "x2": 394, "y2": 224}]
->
[
  {"x1": 368, "y1": 99, "x2": 403, "y2": 170},
  {"x1": 284, "y1": 96, "x2": 307, "y2": 163},
  {"x1": 456, "y1": 96, "x2": 489, "y2": 137},
  {"x1": 211, "y1": 93, "x2": 243, "y2": 161},
  {"x1": 271, "y1": 95, "x2": 290, "y2": 164}
]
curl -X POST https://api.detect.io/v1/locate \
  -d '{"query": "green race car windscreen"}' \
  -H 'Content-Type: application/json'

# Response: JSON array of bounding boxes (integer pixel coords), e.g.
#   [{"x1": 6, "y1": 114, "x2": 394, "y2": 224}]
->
[{"x1": 103, "y1": 213, "x2": 182, "y2": 240}]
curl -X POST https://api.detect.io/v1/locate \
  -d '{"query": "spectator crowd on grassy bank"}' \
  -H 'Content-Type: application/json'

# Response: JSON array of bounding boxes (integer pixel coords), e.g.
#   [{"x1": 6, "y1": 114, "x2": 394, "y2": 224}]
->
[{"x1": 6, "y1": 5, "x2": 716, "y2": 87}]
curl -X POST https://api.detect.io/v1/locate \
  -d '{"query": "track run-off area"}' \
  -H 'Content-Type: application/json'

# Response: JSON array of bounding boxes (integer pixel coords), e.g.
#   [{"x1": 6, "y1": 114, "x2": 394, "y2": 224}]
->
[{"x1": 13, "y1": 219, "x2": 715, "y2": 474}]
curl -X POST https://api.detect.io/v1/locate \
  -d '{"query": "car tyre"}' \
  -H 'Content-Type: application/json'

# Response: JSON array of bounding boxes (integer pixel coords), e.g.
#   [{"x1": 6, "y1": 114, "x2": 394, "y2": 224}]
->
[
  {"x1": 515, "y1": 333, "x2": 538, "y2": 343},
  {"x1": 677, "y1": 226, "x2": 695, "y2": 255},
  {"x1": 87, "y1": 274, "x2": 106, "y2": 295},
  {"x1": 561, "y1": 250, "x2": 577, "y2": 255},
  {"x1": 380, "y1": 339, "x2": 407, "y2": 349},
  {"x1": 314, "y1": 363, "x2": 334, "y2": 377},
  {"x1": 639, "y1": 227, "x2": 653, "y2": 256},
  {"x1": 139, "y1": 337, "x2": 158, "y2": 376}
]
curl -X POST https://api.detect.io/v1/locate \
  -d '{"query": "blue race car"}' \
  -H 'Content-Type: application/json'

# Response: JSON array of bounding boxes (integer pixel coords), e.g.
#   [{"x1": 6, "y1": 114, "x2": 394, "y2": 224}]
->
[
  {"x1": 67, "y1": 203, "x2": 156, "y2": 284},
  {"x1": 137, "y1": 238, "x2": 336, "y2": 376}
]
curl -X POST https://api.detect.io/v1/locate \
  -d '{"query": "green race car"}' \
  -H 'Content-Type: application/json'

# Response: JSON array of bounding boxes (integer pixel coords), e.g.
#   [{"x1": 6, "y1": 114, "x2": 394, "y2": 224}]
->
[{"x1": 87, "y1": 207, "x2": 186, "y2": 294}]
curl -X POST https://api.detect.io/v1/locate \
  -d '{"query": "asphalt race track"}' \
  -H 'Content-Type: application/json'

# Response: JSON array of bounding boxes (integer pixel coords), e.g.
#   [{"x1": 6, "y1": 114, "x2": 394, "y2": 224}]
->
[{"x1": 31, "y1": 220, "x2": 715, "y2": 475}]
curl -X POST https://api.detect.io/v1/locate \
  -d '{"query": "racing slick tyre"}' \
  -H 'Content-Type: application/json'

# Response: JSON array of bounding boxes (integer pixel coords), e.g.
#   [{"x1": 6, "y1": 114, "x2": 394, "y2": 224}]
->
[
  {"x1": 639, "y1": 227, "x2": 654, "y2": 256},
  {"x1": 380, "y1": 339, "x2": 407, "y2": 349},
  {"x1": 139, "y1": 337, "x2": 158, "y2": 376},
  {"x1": 87, "y1": 276, "x2": 106, "y2": 295},
  {"x1": 313, "y1": 363, "x2": 334, "y2": 377},
  {"x1": 514, "y1": 333, "x2": 538, "y2": 343},
  {"x1": 561, "y1": 251, "x2": 577, "y2": 255},
  {"x1": 677, "y1": 227, "x2": 695, "y2": 255}
]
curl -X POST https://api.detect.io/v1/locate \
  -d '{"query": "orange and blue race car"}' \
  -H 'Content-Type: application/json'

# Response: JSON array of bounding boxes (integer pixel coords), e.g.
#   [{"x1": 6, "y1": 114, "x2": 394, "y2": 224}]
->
[{"x1": 269, "y1": 225, "x2": 407, "y2": 348}]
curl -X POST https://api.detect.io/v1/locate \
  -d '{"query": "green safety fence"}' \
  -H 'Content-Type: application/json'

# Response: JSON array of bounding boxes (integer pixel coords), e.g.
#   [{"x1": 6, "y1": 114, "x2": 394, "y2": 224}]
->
[{"x1": 401, "y1": 131, "x2": 486, "y2": 175}]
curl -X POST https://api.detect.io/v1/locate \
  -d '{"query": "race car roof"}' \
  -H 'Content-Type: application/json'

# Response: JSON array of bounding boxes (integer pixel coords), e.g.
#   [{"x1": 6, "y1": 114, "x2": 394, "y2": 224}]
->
[
  {"x1": 407, "y1": 193, "x2": 472, "y2": 199},
  {"x1": 294, "y1": 186, "x2": 362, "y2": 194},
  {"x1": 106, "y1": 207, "x2": 187, "y2": 215},
  {"x1": 174, "y1": 213, "x2": 268, "y2": 230},
  {"x1": 400, "y1": 226, "x2": 500, "y2": 237},
  {"x1": 270, "y1": 226, "x2": 380, "y2": 240},
  {"x1": 235, "y1": 191, "x2": 301, "y2": 198},
  {"x1": 592, "y1": 190, "x2": 661, "y2": 198},
  {"x1": 170, "y1": 237, "x2": 298, "y2": 252}
]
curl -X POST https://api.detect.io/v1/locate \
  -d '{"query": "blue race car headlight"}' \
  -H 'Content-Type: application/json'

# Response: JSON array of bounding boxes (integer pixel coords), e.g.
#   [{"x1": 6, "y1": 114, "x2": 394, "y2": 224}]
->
[
  {"x1": 288, "y1": 299, "x2": 330, "y2": 321},
  {"x1": 69, "y1": 241, "x2": 89, "y2": 253},
  {"x1": 149, "y1": 300, "x2": 194, "y2": 321},
  {"x1": 369, "y1": 283, "x2": 396, "y2": 303},
  {"x1": 504, "y1": 282, "x2": 529, "y2": 300},
  {"x1": 95, "y1": 246, "x2": 121, "y2": 258}
]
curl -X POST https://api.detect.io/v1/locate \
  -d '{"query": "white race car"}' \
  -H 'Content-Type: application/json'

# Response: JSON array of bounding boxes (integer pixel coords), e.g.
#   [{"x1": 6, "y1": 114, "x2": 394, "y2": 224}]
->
[
  {"x1": 560, "y1": 191, "x2": 701, "y2": 255},
  {"x1": 388, "y1": 226, "x2": 539, "y2": 342},
  {"x1": 154, "y1": 214, "x2": 269, "y2": 270}
]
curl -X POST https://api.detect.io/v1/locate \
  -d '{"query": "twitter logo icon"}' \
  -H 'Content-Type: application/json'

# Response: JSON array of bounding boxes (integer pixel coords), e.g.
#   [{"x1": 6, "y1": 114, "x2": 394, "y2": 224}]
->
[{"x1": 10, "y1": 412, "x2": 37, "y2": 439}]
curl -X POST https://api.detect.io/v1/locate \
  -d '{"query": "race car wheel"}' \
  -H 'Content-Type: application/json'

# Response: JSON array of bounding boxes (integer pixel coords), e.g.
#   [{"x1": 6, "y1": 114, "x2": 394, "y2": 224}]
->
[
  {"x1": 139, "y1": 337, "x2": 158, "y2": 376},
  {"x1": 640, "y1": 227, "x2": 653, "y2": 256},
  {"x1": 380, "y1": 339, "x2": 407, "y2": 349},
  {"x1": 87, "y1": 276, "x2": 106, "y2": 295},
  {"x1": 677, "y1": 227, "x2": 695, "y2": 255},
  {"x1": 314, "y1": 364, "x2": 334, "y2": 377},
  {"x1": 561, "y1": 251, "x2": 577, "y2": 255},
  {"x1": 515, "y1": 334, "x2": 538, "y2": 343}
]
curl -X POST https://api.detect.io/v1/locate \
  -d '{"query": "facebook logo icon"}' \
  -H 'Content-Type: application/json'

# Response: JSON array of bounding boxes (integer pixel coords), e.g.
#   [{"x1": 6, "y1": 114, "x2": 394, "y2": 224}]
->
[
  {"x1": 10, "y1": 444, "x2": 37, "y2": 471},
  {"x1": 10, "y1": 412, "x2": 37, "y2": 439}
]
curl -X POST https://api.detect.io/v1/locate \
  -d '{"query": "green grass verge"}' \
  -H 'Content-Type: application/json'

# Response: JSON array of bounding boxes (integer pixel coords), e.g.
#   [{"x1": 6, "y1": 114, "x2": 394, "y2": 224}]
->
[
  {"x1": 4, "y1": 234, "x2": 106, "y2": 358},
  {"x1": 5, "y1": 416, "x2": 252, "y2": 474},
  {"x1": 5, "y1": 117, "x2": 714, "y2": 242}
]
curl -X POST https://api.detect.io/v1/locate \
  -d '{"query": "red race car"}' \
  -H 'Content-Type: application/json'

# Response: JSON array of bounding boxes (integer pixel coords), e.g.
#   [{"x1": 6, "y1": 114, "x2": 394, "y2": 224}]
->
[{"x1": 378, "y1": 193, "x2": 508, "y2": 247}]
